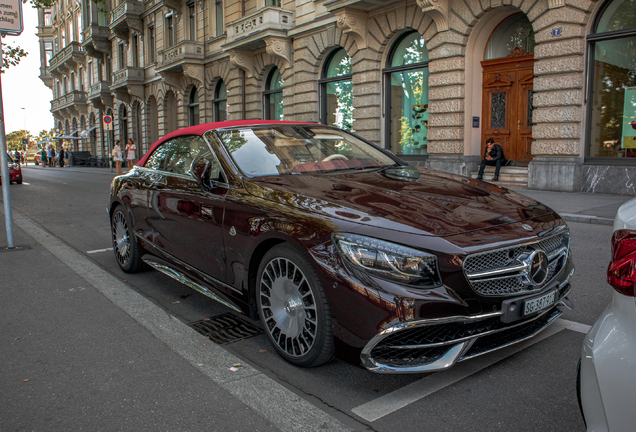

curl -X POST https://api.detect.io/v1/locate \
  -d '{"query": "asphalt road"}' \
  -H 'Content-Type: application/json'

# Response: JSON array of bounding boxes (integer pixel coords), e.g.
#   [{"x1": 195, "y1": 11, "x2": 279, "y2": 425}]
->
[{"x1": 3, "y1": 165, "x2": 615, "y2": 431}]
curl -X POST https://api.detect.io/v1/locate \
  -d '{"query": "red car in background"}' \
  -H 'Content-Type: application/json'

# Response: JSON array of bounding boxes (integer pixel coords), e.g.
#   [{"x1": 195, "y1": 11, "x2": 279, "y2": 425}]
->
[{"x1": 1, "y1": 153, "x2": 23, "y2": 185}]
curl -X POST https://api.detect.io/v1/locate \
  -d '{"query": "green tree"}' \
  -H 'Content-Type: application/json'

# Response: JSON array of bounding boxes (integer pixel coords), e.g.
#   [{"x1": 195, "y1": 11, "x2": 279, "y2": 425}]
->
[{"x1": 6, "y1": 129, "x2": 32, "y2": 151}]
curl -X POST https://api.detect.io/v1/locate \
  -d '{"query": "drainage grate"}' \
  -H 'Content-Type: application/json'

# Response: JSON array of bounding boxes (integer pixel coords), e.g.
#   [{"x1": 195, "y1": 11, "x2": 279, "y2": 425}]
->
[{"x1": 189, "y1": 313, "x2": 263, "y2": 344}]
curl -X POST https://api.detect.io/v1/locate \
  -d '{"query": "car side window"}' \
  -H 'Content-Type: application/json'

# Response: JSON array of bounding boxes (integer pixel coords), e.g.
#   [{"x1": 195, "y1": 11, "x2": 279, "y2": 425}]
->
[
  {"x1": 158, "y1": 136, "x2": 225, "y2": 182},
  {"x1": 145, "y1": 140, "x2": 178, "y2": 171}
]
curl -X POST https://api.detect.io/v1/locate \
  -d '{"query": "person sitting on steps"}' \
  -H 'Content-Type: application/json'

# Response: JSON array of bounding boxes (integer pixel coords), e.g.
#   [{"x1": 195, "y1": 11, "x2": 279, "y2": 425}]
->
[{"x1": 477, "y1": 138, "x2": 509, "y2": 182}]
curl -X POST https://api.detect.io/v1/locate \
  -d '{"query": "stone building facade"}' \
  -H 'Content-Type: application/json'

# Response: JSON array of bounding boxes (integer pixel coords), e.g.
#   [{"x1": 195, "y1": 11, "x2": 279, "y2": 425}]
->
[{"x1": 37, "y1": 0, "x2": 636, "y2": 194}]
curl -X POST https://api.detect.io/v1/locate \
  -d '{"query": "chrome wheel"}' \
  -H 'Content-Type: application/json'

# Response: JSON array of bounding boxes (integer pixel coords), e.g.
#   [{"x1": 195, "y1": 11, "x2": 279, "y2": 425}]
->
[
  {"x1": 259, "y1": 257, "x2": 318, "y2": 357},
  {"x1": 112, "y1": 210, "x2": 130, "y2": 267}
]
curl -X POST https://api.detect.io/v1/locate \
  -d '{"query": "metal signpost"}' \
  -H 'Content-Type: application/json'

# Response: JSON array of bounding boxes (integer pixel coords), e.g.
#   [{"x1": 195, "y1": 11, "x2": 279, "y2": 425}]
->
[
  {"x1": 103, "y1": 115, "x2": 113, "y2": 172},
  {"x1": 0, "y1": 0, "x2": 24, "y2": 249}
]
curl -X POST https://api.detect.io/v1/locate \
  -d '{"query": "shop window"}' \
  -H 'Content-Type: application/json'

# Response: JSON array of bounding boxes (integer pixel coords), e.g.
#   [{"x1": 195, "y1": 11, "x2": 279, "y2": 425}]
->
[
  {"x1": 212, "y1": 80, "x2": 227, "y2": 122},
  {"x1": 319, "y1": 48, "x2": 353, "y2": 130},
  {"x1": 189, "y1": 87, "x2": 200, "y2": 126},
  {"x1": 263, "y1": 68, "x2": 283, "y2": 120},
  {"x1": 587, "y1": 0, "x2": 636, "y2": 160},
  {"x1": 383, "y1": 32, "x2": 429, "y2": 155}
]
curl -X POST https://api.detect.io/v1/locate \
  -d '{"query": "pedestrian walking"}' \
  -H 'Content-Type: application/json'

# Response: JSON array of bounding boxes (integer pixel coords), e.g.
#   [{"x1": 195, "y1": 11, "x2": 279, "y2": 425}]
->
[
  {"x1": 476, "y1": 138, "x2": 508, "y2": 182},
  {"x1": 125, "y1": 139, "x2": 136, "y2": 169},
  {"x1": 113, "y1": 140, "x2": 123, "y2": 174},
  {"x1": 48, "y1": 145, "x2": 55, "y2": 167},
  {"x1": 59, "y1": 146, "x2": 65, "y2": 168},
  {"x1": 40, "y1": 147, "x2": 47, "y2": 167}
]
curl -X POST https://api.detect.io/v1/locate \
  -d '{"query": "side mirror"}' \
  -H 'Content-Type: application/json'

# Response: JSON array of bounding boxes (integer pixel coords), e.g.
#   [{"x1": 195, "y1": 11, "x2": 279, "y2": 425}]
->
[{"x1": 190, "y1": 157, "x2": 212, "y2": 190}]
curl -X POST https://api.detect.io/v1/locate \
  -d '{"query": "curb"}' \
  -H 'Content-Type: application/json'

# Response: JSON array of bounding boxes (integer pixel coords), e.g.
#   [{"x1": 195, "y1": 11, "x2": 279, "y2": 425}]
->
[{"x1": 560, "y1": 213, "x2": 614, "y2": 226}]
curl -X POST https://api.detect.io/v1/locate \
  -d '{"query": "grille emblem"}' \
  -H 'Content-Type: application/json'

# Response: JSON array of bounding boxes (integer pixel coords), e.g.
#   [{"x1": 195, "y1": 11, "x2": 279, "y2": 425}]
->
[
  {"x1": 229, "y1": 226, "x2": 236, "y2": 236},
  {"x1": 526, "y1": 250, "x2": 549, "y2": 285},
  {"x1": 521, "y1": 224, "x2": 533, "y2": 231}
]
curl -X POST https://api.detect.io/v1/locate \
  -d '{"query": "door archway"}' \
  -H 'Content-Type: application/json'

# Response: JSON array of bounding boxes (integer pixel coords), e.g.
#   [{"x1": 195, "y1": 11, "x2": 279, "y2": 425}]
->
[{"x1": 481, "y1": 13, "x2": 536, "y2": 162}]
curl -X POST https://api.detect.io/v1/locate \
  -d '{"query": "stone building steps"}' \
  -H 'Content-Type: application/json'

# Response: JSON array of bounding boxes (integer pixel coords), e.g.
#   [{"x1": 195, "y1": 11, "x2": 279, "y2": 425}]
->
[{"x1": 470, "y1": 166, "x2": 528, "y2": 189}]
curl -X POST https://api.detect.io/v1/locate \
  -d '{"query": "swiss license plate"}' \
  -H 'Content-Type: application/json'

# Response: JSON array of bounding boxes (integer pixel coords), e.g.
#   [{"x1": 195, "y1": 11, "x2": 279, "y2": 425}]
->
[{"x1": 523, "y1": 290, "x2": 557, "y2": 316}]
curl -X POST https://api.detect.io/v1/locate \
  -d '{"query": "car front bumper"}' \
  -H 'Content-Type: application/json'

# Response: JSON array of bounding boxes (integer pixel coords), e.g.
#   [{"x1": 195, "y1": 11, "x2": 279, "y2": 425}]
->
[{"x1": 579, "y1": 290, "x2": 636, "y2": 431}]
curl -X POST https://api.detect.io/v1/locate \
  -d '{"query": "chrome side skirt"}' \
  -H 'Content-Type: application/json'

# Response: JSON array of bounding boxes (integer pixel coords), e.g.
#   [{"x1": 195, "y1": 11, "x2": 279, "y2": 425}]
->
[{"x1": 143, "y1": 259, "x2": 242, "y2": 313}]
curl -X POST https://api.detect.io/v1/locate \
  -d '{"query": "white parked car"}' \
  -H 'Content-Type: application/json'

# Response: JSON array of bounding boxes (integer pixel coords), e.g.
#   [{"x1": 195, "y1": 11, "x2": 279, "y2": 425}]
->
[{"x1": 578, "y1": 196, "x2": 636, "y2": 431}]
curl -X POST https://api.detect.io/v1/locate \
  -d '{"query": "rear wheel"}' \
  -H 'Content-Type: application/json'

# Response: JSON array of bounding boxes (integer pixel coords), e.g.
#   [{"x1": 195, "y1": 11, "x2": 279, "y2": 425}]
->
[
  {"x1": 111, "y1": 205, "x2": 146, "y2": 273},
  {"x1": 256, "y1": 244, "x2": 334, "y2": 367}
]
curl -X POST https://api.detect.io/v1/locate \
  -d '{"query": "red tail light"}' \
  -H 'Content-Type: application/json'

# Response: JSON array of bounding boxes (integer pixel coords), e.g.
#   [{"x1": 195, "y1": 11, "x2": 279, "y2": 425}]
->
[{"x1": 607, "y1": 229, "x2": 636, "y2": 297}]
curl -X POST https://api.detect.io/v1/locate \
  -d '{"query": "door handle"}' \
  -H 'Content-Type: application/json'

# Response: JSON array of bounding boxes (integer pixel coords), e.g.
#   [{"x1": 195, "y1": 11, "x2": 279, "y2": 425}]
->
[{"x1": 517, "y1": 120, "x2": 521, "y2": 130}]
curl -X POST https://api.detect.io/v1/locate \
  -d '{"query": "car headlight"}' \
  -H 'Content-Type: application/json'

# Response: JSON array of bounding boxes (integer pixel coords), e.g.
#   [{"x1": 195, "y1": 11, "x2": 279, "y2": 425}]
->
[{"x1": 333, "y1": 233, "x2": 441, "y2": 287}]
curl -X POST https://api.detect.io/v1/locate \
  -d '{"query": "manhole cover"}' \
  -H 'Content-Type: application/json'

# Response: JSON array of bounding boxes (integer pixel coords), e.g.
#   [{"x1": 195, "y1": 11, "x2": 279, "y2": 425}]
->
[{"x1": 189, "y1": 313, "x2": 263, "y2": 344}]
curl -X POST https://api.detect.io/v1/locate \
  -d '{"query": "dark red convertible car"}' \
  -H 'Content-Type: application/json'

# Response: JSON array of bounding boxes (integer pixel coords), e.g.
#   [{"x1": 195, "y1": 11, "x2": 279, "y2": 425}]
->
[
  {"x1": 1, "y1": 152, "x2": 22, "y2": 185},
  {"x1": 109, "y1": 121, "x2": 574, "y2": 373}
]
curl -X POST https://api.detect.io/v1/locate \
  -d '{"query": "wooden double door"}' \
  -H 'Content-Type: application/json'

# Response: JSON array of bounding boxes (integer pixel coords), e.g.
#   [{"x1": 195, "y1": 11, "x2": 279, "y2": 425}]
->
[{"x1": 481, "y1": 53, "x2": 535, "y2": 162}]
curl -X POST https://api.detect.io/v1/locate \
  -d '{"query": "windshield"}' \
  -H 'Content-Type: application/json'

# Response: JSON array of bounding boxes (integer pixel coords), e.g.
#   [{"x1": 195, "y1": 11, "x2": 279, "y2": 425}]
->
[{"x1": 213, "y1": 125, "x2": 397, "y2": 176}]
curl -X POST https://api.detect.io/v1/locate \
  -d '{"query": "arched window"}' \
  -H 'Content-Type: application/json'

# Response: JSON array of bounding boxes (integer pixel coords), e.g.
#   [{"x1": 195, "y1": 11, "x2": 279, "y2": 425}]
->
[
  {"x1": 319, "y1": 48, "x2": 352, "y2": 130},
  {"x1": 587, "y1": 0, "x2": 636, "y2": 160},
  {"x1": 189, "y1": 87, "x2": 200, "y2": 126},
  {"x1": 263, "y1": 67, "x2": 284, "y2": 120},
  {"x1": 383, "y1": 32, "x2": 430, "y2": 155},
  {"x1": 212, "y1": 80, "x2": 227, "y2": 122},
  {"x1": 485, "y1": 13, "x2": 535, "y2": 60}
]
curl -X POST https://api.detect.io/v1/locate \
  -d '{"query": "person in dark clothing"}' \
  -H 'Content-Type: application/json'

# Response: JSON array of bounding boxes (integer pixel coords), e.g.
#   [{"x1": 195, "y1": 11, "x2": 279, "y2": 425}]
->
[
  {"x1": 477, "y1": 138, "x2": 508, "y2": 181},
  {"x1": 59, "y1": 147, "x2": 65, "y2": 168}
]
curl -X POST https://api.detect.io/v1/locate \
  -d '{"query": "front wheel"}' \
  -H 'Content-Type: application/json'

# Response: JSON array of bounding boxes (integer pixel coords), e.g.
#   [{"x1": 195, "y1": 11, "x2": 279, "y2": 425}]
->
[
  {"x1": 257, "y1": 244, "x2": 334, "y2": 367},
  {"x1": 111, "y1": 205, "x2": 146, "y2": 273}
]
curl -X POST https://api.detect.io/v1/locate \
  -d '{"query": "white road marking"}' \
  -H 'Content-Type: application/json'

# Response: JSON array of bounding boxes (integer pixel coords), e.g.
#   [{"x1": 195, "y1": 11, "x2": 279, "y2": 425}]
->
[
  {"x1": 22, "y1": 182, "x2": 30, "y2": 185},
  {"x1": 86, "y1": 247, "x2": 113, "y2": 254},
  {"x1": 3, "y1": 207, "x2": 350, "y2": 432},
  {"x1": 555, "y1": 318, "x2": 591, "y2": 334},
  {"x1": 351, "y1": 318, "x2": 588, "y2": 422}
]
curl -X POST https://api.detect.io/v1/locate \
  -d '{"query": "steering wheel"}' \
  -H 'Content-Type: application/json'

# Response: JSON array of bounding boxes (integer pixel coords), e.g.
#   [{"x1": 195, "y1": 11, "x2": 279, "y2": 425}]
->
[{"x1": 322, "y1": 154, "x2": 349, "y2": 162}]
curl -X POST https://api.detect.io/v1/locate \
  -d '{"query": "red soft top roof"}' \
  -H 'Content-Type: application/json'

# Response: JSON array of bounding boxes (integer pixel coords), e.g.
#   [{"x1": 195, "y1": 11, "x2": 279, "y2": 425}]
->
[{"x1": 137, "y1": 120, "x2": 319, "y2": 167}]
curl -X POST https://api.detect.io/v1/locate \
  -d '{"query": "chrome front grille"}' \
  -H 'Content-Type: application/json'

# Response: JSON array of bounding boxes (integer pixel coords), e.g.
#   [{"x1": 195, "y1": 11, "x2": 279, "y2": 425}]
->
[{"x1": 463, "y1": 228, "x2": 570, "y2": 296}]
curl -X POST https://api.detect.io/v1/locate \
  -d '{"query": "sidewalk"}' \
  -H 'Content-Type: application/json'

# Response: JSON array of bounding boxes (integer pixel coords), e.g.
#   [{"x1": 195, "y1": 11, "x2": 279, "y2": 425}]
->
[
  {"x1": 512, "y1": 189, "x2": 632, "y2": 226},
  {"x1": 0, "y1": 209, "x2": 350, "y2": 432}
]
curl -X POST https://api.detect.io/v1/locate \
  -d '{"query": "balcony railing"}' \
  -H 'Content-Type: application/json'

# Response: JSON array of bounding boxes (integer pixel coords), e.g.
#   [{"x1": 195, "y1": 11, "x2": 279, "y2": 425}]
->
[
  {"x1": 110, "y1": 0, "x2": 143, "y2": 38},
  {"x1": 223, "y1": 7, "x2": 294, "y2": 49},
  {"x1": 49, "y1": 42, "x2": 85, "y2": 75},
  {"x1": 157, "y1": 41, "x2": 204, "y2": 73},
  {"x1": 88, "y1": 81, "x2": 110, "y2": 99},
  {"x1": 82, "y1": 24, "x2": 111, "y2": 57},
  {"x1": 51, "y1": 90, "x2": 88, "y2": 112},
  {"x1": 111, "y1": 67, "x2": 144, "y2": 89}
]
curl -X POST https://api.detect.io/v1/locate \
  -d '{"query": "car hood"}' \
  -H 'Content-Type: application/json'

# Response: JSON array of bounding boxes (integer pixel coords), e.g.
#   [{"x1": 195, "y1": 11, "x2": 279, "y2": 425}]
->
[{"x1": 243, "y1": 167, "x2": 554, "y2": 237}]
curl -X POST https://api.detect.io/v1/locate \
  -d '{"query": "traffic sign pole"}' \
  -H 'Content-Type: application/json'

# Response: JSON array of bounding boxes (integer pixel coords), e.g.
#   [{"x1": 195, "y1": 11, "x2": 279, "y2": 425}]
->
[
  {"x1": 0, "y1": 0, "x2": 24, "y2": 249},
  {"x1": 103, "y1": 115, "x2": 113, "y2": 172},
  {"x1": 0, "y1": 41, "x2": 15, "y2": 248}
]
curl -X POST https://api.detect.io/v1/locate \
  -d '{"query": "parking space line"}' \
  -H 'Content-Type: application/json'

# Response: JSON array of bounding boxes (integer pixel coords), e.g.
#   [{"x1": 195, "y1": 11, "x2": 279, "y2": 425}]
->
[
  {"x1": 5, "y1": 208, "x2": 351, "y2": 432},
  {"x1": 555, "y1": 318, "x2": 591, "y2": 334},
  {"x1": 352, "y1": 319, "x2": 581, "y2": 422},
  {"x1": 86, "y1": 247, "x2": 113, "y2": 254}
]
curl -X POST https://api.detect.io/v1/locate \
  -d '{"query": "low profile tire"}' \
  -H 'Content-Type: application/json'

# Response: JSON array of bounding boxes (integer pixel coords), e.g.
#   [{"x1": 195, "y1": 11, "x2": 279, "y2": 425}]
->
[
  {"x1": 257, "y1": 244, "x2": 334, "y2": 367},
  {"x1": 111, "y1": 205, "x2": 146, "y2": 273}
]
